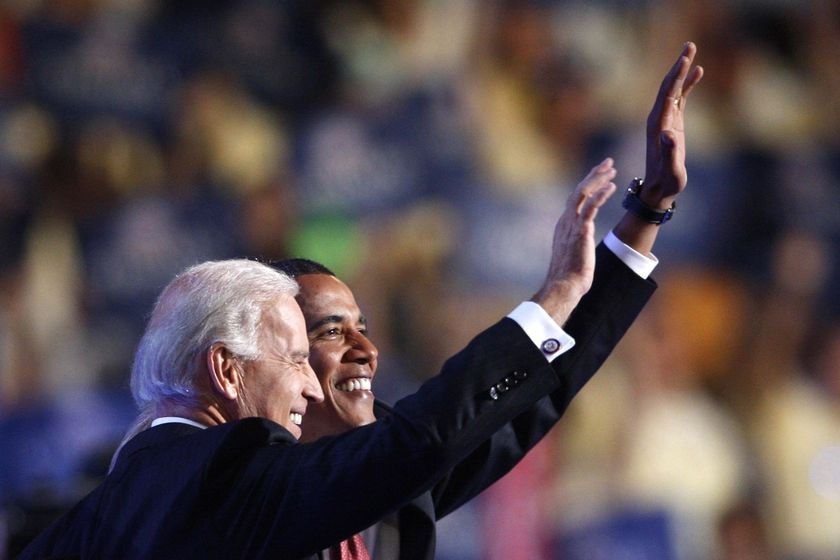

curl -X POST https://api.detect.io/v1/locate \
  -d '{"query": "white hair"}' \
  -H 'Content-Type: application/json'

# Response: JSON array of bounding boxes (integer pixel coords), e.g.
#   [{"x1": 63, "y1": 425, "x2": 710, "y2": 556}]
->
[{"x1": 112, "y1": 259, "x2": 298, "y2": 466}]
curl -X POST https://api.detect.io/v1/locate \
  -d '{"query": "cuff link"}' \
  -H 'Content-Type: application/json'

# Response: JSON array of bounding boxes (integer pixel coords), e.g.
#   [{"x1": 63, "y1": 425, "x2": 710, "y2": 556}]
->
[{"x1": 541, "y1": 338, "x2": 561, "y2": 354}]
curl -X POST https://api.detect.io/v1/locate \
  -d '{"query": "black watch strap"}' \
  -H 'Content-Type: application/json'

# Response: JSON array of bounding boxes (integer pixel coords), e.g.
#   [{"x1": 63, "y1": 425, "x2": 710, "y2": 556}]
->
[{"x1": 622, "y1": 177, "x2": 675, "y2": 225}]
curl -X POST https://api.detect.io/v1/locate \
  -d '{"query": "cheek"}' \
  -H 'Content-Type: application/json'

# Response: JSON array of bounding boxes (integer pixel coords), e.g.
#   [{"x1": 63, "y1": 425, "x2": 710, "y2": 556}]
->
[
  {"x1": 265, "y1": 375, "x2": 297, "y2": 409},
  {"x1": 308, "y1": 352, "x2": 342, "y2": 388}
]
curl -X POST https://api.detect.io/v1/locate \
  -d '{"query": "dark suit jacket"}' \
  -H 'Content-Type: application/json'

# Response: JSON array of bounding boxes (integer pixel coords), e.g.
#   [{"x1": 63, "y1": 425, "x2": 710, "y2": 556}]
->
[
  {"x1": 18, "y1": 244, "x2": 654, "y2": 560},
  {"x1": 307, "y1": 243, "x2": 656, "y2": 560}
]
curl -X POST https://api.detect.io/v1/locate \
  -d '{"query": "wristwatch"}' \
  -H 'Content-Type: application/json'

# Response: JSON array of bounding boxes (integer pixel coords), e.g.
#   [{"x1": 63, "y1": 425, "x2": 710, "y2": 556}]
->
[{"x1": 622, "y1": 177, "x2": 675, "y2": 225}]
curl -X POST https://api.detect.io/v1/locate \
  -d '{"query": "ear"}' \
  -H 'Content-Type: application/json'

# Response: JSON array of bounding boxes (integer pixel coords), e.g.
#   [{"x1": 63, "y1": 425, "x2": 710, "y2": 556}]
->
[{"x1": 207, "y1": 343, "x2": 241, "y2": 401}]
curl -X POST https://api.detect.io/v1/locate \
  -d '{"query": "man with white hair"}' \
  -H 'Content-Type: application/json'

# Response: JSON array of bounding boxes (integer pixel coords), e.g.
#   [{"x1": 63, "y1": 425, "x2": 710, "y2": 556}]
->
[
  {"x1": 19, "y1": 42, "x2": 701, "y2": 560},
  {"x1": 18, "y1": 164, "x2": 620, "y2": 560}
]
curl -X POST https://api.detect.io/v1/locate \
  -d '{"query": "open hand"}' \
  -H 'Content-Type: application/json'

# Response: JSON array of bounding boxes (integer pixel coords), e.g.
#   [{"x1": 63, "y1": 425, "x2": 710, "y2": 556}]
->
[
  {"x1": 642, "y1": 42, "x2": 704, "y2": 208},
  {"x1": 532, "y1": 158, "x2": 617, "y2": 324}
]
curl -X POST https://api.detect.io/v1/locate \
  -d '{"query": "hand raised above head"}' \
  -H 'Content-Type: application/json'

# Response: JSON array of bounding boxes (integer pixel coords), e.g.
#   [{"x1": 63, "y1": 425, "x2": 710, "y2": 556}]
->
[
  {"x1": 612, "y1": 42, "x2": 704, "y2": 256},
  {"x1": 532, "y1": 158, "x2": 617, "y2": 325},
  {"x1": 642, "y1": 41, "x2": 704, "y2": 209}
]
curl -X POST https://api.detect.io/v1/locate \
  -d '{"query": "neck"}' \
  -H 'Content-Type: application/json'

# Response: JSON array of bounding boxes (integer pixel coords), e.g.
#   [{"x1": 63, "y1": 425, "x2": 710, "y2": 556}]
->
[{"x1": 156, "y1": 400, "x2": 231, "y2": 427}]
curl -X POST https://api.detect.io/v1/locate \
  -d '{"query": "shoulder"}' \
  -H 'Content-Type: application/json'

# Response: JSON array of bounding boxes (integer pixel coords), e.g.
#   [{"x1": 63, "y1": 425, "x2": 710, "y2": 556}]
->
[{"x1": 112, "y1": 418, "x2": 297, "y2": 476}]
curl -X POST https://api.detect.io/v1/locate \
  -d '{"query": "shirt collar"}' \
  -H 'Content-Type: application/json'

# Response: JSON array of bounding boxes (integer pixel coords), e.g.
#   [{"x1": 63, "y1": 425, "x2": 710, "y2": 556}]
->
[{"x1": 151, "y1": 416, "x2": 208, "y2": 430}]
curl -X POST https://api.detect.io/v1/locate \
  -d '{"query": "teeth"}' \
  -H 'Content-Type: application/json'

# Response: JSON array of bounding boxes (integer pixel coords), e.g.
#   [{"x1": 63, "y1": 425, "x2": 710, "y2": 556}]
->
[
  {"x1": 290, "y1": 413, "x2": 302, "y2": 425},
  {"x1": 336, "y1": 378, "x2": 372, "y2": 392}
]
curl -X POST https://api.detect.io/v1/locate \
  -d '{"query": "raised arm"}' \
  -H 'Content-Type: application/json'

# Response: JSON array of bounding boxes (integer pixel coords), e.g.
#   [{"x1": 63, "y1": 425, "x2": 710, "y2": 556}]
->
[
  {"x1": 429, "y1": 42, "x2": 705, "y2": 517},
  {"x1": 531, "y1": 157, "x2": 618, "y2": 326},
  {"x1": 614, "y1": 41, "x2": 704, "y2": 255}
]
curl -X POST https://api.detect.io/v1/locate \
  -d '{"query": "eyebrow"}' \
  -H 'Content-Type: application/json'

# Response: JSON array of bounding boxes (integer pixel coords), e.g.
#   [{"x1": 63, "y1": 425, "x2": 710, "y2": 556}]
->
[
  {"x1": 307, "y1": 314, "x2": 368, "y2": 333},
  {"x1": 289, "y1": 350, "x2": 310, "y2": 361}
]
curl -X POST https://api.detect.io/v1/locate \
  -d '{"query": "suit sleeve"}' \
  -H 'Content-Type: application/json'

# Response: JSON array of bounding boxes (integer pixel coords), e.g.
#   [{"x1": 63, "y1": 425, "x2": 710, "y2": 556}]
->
[
  {"x1": 212, "y1": 306, "x2": 569, "y2": 558},
  {"x1": 430, "y1": 242, "x2": 657, "y2": 518},
  {"x1": 15, "y1": 245, "x2": 657, "y2": 560}
]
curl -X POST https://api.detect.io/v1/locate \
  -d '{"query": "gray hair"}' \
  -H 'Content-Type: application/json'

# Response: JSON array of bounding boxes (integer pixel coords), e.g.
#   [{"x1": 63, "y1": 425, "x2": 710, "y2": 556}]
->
[
  {"x1": 113, "y1": 259, "x2": 298, "y2": 466},
  {"x1": 132, "y1": 258, "x2": 299, "y2": 409}
]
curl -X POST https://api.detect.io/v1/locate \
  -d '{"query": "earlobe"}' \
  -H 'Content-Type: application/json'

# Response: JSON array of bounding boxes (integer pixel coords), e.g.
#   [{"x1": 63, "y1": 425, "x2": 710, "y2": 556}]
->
[{"x1": 207, "y1": 344, "x2": 240, "y2": 401}]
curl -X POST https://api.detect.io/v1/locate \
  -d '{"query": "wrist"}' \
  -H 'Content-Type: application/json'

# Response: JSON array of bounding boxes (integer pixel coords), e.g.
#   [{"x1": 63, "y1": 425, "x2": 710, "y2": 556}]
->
[
  {"x1": 622, "y1": 178, "x2": 676, "y2": 225},
  {"x1": 531, "y1": 279, "x2": 589, "y2": 326},
  {"x1": 639, "y1": 189, "x2": 677, "y2": 211}
]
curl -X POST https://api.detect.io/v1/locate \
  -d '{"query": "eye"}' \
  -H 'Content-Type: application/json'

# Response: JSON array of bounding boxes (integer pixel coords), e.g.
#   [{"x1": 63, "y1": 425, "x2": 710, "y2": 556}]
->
[{"x1": 317, "y1": 327, "x2": 342, "y2": 339}]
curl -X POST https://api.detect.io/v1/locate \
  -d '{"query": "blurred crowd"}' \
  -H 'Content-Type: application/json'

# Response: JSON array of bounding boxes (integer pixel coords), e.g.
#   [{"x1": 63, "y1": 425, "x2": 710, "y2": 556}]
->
[{"x1": 1, "y1": 0, "x2": 839, "y2": 559}]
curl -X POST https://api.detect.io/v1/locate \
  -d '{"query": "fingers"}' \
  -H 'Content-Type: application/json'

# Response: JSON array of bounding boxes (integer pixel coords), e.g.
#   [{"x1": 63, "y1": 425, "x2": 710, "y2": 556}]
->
[
  {"x1": 585, "y1": 157, "x2": 615, "y2": 181},
  {"x1": 670, "y1": 41, "x2": 696, "y2": 99},
  {"x1": 654, "y1": 43, "x2": 690, "y2": 110},
  {"x1": 654, "y1": 42, "x2": 700, "y2": 114},
  {"x1": 580, "y1": 180, "x2": 616, "y2": 222},
  {"x1": 680, "y1": 65, "x2": 704, "y2": 104},
  {"x1": 573, "y1": 158, "x2": 617, "y2": 217}
]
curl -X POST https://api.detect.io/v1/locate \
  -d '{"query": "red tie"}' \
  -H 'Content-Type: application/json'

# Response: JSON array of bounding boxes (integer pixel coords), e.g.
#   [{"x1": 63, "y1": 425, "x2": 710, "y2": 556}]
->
[{"x1": 330, "y1": 533, "x2": 370, "y2": 560}]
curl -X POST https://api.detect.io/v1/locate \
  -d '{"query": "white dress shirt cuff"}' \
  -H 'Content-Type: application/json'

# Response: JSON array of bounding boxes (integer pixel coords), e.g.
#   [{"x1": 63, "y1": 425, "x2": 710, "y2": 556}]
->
[
  {"x1": 508, "y1": 233, "x2": 658, "y2": 362},
  {"x1": 604, "y1": 230, "x2": 658, "y2": 279},
  {"x1": 507, "y1": 301, "x2": 576, "y2": 361}
]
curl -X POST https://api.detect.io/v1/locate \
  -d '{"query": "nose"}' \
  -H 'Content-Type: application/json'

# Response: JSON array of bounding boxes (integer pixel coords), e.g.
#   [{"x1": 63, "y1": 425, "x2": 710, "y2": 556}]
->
[
  {"x1": 346, "y1": 332, "x2": 379, "y2": 365},
  {"x1": 302, "y1": 362, "x2": 324, "y2": 403}
]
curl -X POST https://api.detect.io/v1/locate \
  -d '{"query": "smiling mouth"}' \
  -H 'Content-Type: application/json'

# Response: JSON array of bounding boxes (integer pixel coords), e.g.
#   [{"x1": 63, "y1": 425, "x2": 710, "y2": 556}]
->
[
  {"x1": 290, "y1": 412, "x2": 303, "y2": 425},
  {"x1": 335, "y1": 378, "x2": 372, "y2": 392}
]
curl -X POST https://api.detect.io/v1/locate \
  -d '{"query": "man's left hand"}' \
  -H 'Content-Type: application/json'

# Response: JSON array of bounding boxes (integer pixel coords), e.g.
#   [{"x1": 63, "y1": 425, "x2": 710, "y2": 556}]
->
[{"x1": 642, "y1": 42, "x2": 704, "y2": 209}]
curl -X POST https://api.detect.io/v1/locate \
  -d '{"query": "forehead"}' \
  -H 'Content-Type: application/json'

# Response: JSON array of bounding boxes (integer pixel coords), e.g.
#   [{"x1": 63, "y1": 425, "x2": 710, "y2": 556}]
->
[
  {"x1": 260, "y1": 294, "x2": 309, "y2": 351},
  {"x1": 295, "y1": 274, "x2": 360, "y2": 319}
]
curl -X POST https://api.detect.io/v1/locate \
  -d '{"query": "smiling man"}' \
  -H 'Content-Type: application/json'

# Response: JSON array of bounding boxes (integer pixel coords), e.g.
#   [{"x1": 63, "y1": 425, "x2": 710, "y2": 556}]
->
[
  {"x1": 270, "y1": 232, "x2": 656, "y2": 559},
  {"x1": 20, "y1": 158, "x2": 628, "y2": 560},
  {"x1": 129, "y1": 259, "x2": 324, "y2": 440},
  {"x1": 283, "y1": 265, "x2": 379, "y2": 443},
  {"x1": 20, "y1": 42, "x2": 702, "y2": 560},
  {"x1": 271, "y1": 41, "x2": 704, "y2": 560}
]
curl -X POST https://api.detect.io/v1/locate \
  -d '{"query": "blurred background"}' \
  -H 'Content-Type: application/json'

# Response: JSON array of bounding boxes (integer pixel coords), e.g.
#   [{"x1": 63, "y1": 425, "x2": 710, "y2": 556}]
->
[{"x1": 1, "y1": 0, "x2": 839, "y2": 558}]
